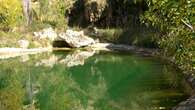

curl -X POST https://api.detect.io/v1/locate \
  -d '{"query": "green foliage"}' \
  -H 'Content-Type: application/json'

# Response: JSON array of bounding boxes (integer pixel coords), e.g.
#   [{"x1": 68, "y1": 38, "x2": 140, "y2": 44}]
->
[
  {"x1": 0, "y1": 0, "x2": 23, "y2": 31},
  {"x1": 95, "y1": 28, "x2": 123, "y2": 42},
  {"x1": 141, "y1": 0, "x2": 194, "y2": 70},
  {"x1": 33, "y1": 0, "x2": 76, "y2": 29}
]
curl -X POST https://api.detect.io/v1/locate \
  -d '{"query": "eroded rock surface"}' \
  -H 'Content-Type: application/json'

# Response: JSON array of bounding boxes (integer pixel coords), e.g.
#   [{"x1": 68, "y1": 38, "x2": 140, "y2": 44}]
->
[
  {"x1": 33, "y1": 27, "x2": 57, "y2": 41},
  {"x1": 173, "y1": 96, "x2": 195, "y2": 110},
  {"x1": 33, "y1": 28, "x2": 96, "y2": 48},
  {"x1": 59, "y1": 30, "x2": 95, "y2": 48}
]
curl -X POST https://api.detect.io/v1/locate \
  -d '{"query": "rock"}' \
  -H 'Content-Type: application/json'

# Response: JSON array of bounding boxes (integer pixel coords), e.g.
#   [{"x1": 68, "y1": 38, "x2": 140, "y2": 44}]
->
[
  {"x1": 95, "y1": 38, "x2": 100, "y2": 43},
  {"x1": 33, "y1": 28, "x2": 96, "y2": 48},
  {"x1": 33, "y1": 27, "x2": 57, "y2": 41},
  {"x1": 18, "y1": 39, "x2": 29, "y2": 49},
  {"x1": 59, "y1": 30, "x2": 95, "y2": 48},
  {"x1": 173, "y1": 96, "x2": 195, "y2": 110}
]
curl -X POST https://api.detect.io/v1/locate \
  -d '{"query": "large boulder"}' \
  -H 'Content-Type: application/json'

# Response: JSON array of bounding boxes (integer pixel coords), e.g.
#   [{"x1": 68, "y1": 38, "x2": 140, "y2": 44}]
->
[
  {"x1": 173, "y1": 96, "x2": 195, "y2": 110},
  {"x1": 59, "y1": 29, "x2": 95, "y2": 48}
]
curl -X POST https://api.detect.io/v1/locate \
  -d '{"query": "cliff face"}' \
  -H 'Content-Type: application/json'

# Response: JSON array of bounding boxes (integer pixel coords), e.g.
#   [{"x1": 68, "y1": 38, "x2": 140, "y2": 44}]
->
[{"x1": 67, "y1": 0, "x2": 147, "y2": 28}]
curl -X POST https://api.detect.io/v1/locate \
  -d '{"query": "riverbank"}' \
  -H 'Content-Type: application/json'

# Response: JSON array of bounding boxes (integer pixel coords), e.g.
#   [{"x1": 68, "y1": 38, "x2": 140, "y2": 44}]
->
[
  {"x1": 0, "y1": 47, "x2": 52, "y2": 59},
  {"x1": 0, "y1": 43, "x2": 157, "y2": 59}
]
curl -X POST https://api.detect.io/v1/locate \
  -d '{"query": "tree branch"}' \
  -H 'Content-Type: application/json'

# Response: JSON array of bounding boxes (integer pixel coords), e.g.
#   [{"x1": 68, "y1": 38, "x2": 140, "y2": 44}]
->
[{"x1": 181, "y1": 19, "x2": 194, "y2": 31}]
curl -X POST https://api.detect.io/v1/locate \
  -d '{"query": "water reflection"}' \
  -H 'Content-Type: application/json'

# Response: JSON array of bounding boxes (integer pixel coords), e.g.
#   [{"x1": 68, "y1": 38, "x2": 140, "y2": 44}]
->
[
  {"x1": 60, "y1": 50, "x2": 95, "y2": 67},
  {"x1": 35, "y1": 50, "x2": 95, "y2": 67},
  {"x1": 0, "y1": 51, "x2": 190, "y2": 110}
]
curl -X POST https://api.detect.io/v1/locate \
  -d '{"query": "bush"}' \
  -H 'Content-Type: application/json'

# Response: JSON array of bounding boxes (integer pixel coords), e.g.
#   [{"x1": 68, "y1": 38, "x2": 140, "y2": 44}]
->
[
  {"x1": 0, "y1": 0, "x2": 23, "y2": 30},
  {"x1": 141, "y1": 0, "x2": 194, "y2": 70},
  {"x1": 32, "y1": 0, "x2": 76, "y2": 29}
]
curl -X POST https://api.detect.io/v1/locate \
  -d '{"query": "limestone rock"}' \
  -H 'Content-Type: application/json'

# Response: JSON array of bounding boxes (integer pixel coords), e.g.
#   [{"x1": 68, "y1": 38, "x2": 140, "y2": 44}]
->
[
  {"x1": 173, "y1": 96, "x2": 195, "y2": 110},
  {"x1": 33, "y1": 27, "x2": 57, "y2": 41},
  {"x1": 18, "y1": 39, "x2": 29, "y2": 49},
  {"x1": 59, "y1": 30, "x2": 95, "y2": 48}
]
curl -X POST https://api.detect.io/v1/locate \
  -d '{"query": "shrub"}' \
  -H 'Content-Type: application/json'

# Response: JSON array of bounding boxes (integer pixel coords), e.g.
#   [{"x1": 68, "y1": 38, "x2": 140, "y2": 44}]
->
[
  {"x1": 141, "y1": 0, "x2": 194, "y2": 70},
  {"x1": 32, "y1": 0, "x2": 76, "y2": 29},
  {"x1": 0, "y1": 0, "x2": 23, "y2": 31}
]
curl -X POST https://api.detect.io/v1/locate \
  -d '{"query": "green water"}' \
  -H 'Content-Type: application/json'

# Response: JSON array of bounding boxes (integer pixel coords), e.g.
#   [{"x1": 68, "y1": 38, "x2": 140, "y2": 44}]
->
[{"x1": 0, "y1": 51, "x2": 190, "y2": 110}]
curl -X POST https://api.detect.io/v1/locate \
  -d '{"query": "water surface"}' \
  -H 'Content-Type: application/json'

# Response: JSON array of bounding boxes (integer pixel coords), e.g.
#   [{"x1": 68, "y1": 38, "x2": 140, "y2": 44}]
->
[{"x1": 0, "y1": 51, "x2": 190, "y2": 110}]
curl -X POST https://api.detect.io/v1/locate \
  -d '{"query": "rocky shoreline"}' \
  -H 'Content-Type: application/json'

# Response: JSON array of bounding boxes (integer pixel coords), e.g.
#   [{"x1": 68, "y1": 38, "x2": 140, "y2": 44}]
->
[
  {"x1": 173, "y1": 73, "x2": 195, "y2": 110},
  {"x1": 0, "y1": 47, "x2": 52, "y2": 59},
  {"x1": 0, "y1": 43, "x2": 157, "y2": 59}
]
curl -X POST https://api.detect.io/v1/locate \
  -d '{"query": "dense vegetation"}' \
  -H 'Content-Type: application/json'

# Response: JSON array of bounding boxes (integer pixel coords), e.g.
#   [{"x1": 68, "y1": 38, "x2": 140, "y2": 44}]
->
[
  {"x1": 0, "y1": 0, "x2": 23, "y2": 30},
  {"x1": 0, "y1": 0, "x2": 194, "y2": 70},
  {"x1": 141, "y1": 0, "x2": 194, "y2": 70}
]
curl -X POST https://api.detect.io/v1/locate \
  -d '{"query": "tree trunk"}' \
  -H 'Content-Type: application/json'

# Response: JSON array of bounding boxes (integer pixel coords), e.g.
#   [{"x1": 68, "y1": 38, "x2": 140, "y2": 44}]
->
[{"x1": 22, "y1": 0, "x2": 32, "y2": 25}]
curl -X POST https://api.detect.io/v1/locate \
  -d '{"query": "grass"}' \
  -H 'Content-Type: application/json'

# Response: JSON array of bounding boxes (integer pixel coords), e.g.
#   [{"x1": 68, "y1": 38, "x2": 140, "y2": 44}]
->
[
  {"x1": 0, "y1": 31, "x2": 23, "y2": 48},
  {"x1": 86, "y1": 25, "x2": 158, "y2": 48},
  {"x1": 0, "y1": 30, "x2": 51, "y2": 48},
  {"x1": 91, "y1": 28, "x2": 123, "y2": 42}
]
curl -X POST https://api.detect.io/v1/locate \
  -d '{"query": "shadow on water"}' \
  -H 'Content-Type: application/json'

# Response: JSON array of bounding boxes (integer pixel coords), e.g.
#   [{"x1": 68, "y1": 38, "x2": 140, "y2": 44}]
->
[{"x1": 0, "y1": 50, "x2": 191, "y2": 110}]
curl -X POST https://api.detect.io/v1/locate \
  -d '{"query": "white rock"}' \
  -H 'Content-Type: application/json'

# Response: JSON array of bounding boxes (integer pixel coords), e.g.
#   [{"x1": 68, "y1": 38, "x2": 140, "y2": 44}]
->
[
  {"x1": 59, "y1": 30, "x2": 95, "y2": 48},
  {"x1": 33, "y1": 27, "x2": 57, "y2": 41},
  {"x1": 18, "y1": 39, "x2": 29, "y2": 49}
]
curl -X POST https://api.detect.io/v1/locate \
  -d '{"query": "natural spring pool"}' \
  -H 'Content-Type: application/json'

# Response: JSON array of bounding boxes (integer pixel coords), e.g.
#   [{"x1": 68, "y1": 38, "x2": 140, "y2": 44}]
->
[{"x1": 0, "y1": 50, "x2": 190, "y2": 110}]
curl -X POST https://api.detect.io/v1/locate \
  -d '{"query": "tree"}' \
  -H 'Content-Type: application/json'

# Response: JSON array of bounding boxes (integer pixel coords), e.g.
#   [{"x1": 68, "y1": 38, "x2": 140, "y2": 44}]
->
[
  {"x1": 141, "y1": 0, "x2": 194, "y2": 70},
  {"x1": 22, "y1": 0, "x2": 32, "y2": 25}
]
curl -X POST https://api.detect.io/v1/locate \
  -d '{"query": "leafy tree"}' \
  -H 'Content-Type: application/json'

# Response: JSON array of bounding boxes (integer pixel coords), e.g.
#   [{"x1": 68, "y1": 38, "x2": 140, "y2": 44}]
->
[
  {"x1": 141, "y1": 0, "x2": 194, "y2": 70},
  {"x1": 0, "y1": 0, "x2": 23, "y2": 30}
]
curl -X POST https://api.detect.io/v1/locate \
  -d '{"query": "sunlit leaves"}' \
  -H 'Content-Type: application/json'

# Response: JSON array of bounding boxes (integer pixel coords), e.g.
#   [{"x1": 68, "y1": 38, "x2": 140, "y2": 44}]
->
[
  {"x1": 141, "y1": 0, "x2": 194, "y2": 70},
  {"x1": 0, "y1": 0, "x2": 23, "y2": 30}
]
